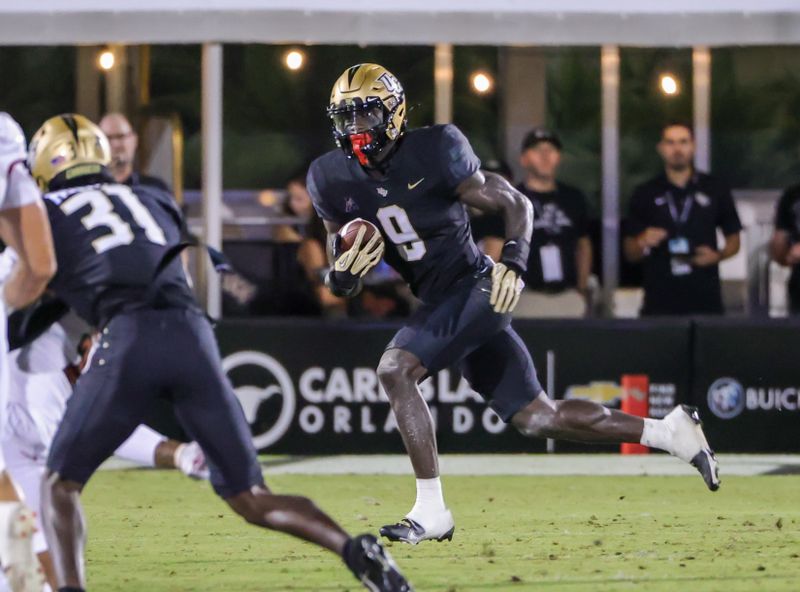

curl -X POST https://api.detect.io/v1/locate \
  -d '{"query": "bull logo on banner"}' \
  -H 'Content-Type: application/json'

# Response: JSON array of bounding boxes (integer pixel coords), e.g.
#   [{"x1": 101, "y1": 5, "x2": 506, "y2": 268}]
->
[{"x1": 222, "y1": 351, "x2": 296, "y2": 449}]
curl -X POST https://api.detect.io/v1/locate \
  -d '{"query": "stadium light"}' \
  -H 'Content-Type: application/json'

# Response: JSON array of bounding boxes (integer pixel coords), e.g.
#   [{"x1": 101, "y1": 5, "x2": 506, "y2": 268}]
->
[
  {"x1": 471, "y1": 71, "x2": 493, "y2": 95},
  {"x1": 285, "y1": 50, "x2": 305, "y2": 71},
  {"x1": 98, "y1": 48, "x2": 116, "y2": 71},
  {"x1": 660, "y1": 74, "x2": 679, "y2": 96}
]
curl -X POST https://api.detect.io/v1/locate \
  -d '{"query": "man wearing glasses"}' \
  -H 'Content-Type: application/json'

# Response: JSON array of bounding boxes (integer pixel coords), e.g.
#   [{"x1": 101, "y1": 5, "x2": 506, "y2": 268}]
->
[{"x1": 99, "y1": 113, "x2": 170, "y2": 191}]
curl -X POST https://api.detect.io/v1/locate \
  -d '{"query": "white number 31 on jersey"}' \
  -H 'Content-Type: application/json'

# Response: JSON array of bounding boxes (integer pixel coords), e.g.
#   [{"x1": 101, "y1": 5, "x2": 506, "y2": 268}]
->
[{"x1": 60, "y1": 185, "x2": 167, "y2": 254}]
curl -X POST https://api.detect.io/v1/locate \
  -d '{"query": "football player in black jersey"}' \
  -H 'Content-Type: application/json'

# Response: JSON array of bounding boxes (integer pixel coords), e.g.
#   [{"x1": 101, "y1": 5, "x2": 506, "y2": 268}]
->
[
  {"x1": 308, "y1": 64, "x2": 720, "y2": 545},
  {"x1": 27, "y1": 114, "x2": 412, "y2": 592}
]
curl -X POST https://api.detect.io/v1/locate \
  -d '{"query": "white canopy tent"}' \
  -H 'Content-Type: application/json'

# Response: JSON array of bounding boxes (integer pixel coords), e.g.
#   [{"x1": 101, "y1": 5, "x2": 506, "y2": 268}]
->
[
  {"x1": 3, "y1": 1, "x2": 798, "y2": 314},
  {"x1": 3, "y1": 1, "x2": 800, "y2": 46}
]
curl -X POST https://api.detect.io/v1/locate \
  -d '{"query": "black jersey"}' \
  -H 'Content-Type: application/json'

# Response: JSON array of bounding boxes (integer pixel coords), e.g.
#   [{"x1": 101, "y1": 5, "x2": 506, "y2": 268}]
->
[
  {"x1": 43, "y1": 181, "x2": 198, "y2": 327},
  {"x1": 774, "y1": 183, "x2": 800, "y2": 310},
  {"x1": 308, "y1": 124, "x2": 484, "y2": 303},
  {"x1": 625, "y1": 172, "x2": 742, "y2": 315}
]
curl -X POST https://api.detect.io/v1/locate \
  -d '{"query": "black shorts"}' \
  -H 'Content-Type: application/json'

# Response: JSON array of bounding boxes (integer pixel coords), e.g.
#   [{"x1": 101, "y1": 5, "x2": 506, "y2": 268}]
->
[
  {"x1": 47, "y1": 308, "x2": 264, "y2": 498},
  {"x1": 387, "y1": 268, "x2": 542, "y2": 422}
]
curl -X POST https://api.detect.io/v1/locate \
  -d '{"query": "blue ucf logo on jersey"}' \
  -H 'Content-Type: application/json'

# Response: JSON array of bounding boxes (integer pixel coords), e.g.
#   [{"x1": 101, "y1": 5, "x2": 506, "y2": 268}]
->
[{"x1": 707, "y1": 378, "x2": 745, "y2": 419}]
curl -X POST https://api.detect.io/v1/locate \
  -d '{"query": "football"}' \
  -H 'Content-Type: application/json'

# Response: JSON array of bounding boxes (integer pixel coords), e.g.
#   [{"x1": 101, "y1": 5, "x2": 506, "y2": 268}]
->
[{"x1": 339, "y1": 218, "x2": 381, "y2": 251}]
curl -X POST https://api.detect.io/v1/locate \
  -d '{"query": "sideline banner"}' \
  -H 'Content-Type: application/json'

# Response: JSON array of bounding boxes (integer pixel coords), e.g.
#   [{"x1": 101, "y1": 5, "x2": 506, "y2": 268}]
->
[
  {"x1": 214, "y1": 318, "x2": 691, "y2": 454},
  {"x1": 693, "y1": 318, "x2": 800, "y2": 452}
]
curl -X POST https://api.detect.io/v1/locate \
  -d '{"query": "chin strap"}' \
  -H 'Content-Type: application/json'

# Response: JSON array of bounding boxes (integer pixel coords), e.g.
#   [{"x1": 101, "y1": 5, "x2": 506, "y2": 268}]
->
[{"x1": 349, "y1": 132, "x2": 374, "y2": 166}]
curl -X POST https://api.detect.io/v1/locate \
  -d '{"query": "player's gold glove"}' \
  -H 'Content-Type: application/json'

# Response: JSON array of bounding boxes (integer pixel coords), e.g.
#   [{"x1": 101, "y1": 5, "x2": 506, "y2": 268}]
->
[
  {"x1": 334, "y1": 225, "x2": 385, "y2": 277},
  {"x1": 490, "y1": 262, "x2": 524, "y2": 314}
]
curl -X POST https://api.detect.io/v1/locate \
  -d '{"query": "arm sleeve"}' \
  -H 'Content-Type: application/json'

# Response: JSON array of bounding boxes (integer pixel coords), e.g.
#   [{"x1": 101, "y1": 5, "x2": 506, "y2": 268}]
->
[
  {"x1": 774, "y1": 188, "x2": 795, "y2": 232},
  {"x1": 4, "y1": 163, "x2": 41, "y2": 210},
  {"x1": 0, "y1": 246, "x2": 17, "y2": 283},
  {"x1": 715, "y1": 182, "x2": 743, "y2": 235},
  {"x1": 307, "y1": 160, "x2": 344, "y2": 224},
  {"x1": 439, "y1": 124, "x2": 481, "y2": 191},
  {"x1": 624, "y1": 187, "x2": 649, "y2": 237},
  {"x1": 0, "y1": 112, "x2": 30, "y2": 210}
]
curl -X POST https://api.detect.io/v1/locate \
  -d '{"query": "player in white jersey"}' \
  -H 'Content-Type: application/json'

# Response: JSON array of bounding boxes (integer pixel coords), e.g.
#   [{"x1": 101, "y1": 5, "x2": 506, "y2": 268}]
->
[
  {"x1": 0, "y1": 246, "x2": 209, "y2": 592},
  {"x1": 0, "y1": 112, "x2": 57, "y2": 592}
]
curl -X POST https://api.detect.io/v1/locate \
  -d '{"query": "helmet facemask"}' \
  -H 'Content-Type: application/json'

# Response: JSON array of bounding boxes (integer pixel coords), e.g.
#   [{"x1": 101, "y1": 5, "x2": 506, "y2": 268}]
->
[
  {"x1": 329, "y1": 98, "x2": 399, "y2": 168},
  {"x1": 327, "y1": 63, "x2": 407, "y2": 168}
]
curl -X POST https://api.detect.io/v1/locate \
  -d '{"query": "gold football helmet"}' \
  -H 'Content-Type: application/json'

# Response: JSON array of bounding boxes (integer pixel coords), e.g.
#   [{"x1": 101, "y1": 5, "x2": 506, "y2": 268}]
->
[
  {"x1": 28, "y1": 113, "x2": 111, "y2": 191},
  {"x1": 327, "y1": 63, "x2": 406, "y2": 167}
]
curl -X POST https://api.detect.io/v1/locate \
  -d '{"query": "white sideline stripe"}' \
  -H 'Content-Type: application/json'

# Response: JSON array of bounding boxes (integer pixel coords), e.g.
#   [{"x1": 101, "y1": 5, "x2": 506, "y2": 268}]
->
[
  {"x1": 100, "y1": 454, "x2": 800, "y2": 477},
  {"x1": 260, "y1": 454, "x2": 798, "y2": 477}
]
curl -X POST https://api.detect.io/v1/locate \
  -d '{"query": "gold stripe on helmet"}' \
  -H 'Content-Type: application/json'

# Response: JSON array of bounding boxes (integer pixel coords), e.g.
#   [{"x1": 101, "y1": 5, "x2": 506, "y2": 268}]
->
[
  {"x1": 28, "y1": 113, "x2": 111, "y2": 191},
  {"x1": 329, "y1": 63, "x2": 406, "y2": 141}
]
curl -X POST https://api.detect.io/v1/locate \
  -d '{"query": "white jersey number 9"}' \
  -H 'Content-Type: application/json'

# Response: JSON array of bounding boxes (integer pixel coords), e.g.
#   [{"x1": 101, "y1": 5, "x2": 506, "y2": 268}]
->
[
  {"x1": 60, "y1": 185, "x2": 167, "y2": 254},
  {"x1": 376, "y1": 205, "x2": 427, "y2": 262}
]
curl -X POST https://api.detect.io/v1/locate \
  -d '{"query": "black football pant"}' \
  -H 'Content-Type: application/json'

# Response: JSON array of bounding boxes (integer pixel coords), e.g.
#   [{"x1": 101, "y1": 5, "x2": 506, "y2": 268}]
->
[{"x1": 47, "y1": 308, "x2": 263, "y2": 497}]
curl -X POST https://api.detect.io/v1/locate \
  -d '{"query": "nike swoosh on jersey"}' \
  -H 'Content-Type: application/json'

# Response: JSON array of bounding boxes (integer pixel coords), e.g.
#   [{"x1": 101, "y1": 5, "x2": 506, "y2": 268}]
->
[{"x1": 407, "y1": 178, "x2": 425, "y2": 190}]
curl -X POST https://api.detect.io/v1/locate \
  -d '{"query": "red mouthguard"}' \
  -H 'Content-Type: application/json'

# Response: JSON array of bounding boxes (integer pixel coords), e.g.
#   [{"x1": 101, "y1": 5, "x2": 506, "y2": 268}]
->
[{"x1": 350, "y1": 132, "x2": 373, "y2": 166}]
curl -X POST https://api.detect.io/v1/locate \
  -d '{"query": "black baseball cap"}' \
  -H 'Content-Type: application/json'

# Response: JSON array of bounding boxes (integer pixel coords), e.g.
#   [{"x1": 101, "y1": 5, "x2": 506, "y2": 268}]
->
[{"x1": 521, "y1": 127, "x2": 562, "y2": 151}]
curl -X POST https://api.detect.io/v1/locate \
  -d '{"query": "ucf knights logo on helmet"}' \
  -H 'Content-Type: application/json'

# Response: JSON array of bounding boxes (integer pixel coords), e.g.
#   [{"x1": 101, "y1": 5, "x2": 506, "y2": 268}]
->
[
  {"x1": 327, "y1": 63, "x2": 407, "y2": 167},
  {"x1": 28, "y1": 113, "x2": 111, "y2": 191}
]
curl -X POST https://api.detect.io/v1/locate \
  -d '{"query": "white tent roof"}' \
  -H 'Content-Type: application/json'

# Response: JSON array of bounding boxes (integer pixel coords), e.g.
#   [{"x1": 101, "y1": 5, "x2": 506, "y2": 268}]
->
[{"x1": 4, "y1": 1, "x2": 800, "y2": 46}]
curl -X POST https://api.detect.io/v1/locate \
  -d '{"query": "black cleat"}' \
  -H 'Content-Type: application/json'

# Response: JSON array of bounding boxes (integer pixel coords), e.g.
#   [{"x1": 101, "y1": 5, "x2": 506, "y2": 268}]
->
[
  {"x1": 690, "y1": 448, "x2": 721, "y2": 492},
  {"x1": 380, "y1": 517, "x2": 455, "y2": 545},
  {"x1": 682, "y1": 405, "x2": 721, "y2": 491},
  {"x1": 346, "y1": 534, "x2": 414, "y2": 592}
]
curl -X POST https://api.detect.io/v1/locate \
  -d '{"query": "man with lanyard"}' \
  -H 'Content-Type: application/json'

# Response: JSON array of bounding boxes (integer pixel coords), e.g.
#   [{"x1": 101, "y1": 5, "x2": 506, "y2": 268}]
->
[
  {"x1": 624, "y1": 122, "x2": 742, "y2": 316},
  {"x1": 514, "y1": 127, "x2": 592, "y2": 317}
]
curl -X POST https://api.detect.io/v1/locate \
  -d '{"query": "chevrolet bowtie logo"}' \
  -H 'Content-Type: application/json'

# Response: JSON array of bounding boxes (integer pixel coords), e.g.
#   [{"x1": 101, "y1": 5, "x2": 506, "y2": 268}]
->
[{"x1": 407, "y1": 178, "x2": 425, "y2": 190}]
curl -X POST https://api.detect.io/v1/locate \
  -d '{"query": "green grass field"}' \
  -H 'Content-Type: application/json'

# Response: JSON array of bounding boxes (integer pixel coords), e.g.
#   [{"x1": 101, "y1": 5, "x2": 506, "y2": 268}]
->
[{"x1": 84, "y1": 470, "x2": 800, "y2": 591}]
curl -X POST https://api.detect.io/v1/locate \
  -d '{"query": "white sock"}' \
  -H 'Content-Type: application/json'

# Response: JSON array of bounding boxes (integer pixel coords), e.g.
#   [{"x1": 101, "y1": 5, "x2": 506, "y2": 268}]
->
[
  {"x1": 0, "y1": 501, "x2": 33, "y2": 567},
  {"x1": 640, "y1": 418, "x2": 673, "y2": 453},
  {"x1": 114, "y1": 425, "x2": 166, "y2": 467},
  {"x1": 406, "y1": 477, "x2": 447, "y2": 524}
]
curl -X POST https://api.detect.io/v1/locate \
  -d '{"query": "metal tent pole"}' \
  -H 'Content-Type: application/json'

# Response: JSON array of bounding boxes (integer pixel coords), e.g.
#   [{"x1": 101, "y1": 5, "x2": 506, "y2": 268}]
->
[
  {"x1": 601, "y1": 45, "x2": 621, "y2": 316},
  {"x1": 693, "y1": 46, "x2": 712, "y2": 172},
  {"x1": 434, "y1": 43, "x2": 453, "y2": 124},
  {"x1": 202, "y1": 42, "x2": 223, "y2": 318}
]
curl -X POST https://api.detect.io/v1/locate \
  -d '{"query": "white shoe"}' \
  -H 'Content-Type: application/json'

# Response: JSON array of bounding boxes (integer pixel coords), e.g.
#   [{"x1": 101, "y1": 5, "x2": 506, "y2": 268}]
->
[
  {"x1": 663, "y1": 405, "x2": 720, "y2": 491},
  {"x1": 0, "y1": 503, "x2": 44, "y2": 592},
  {"x1": 379, "y1": 509, "x2": 455, "y2": 545},
  {"x1": 175, "y1": 442, "x2": 210, "y2": 481}
]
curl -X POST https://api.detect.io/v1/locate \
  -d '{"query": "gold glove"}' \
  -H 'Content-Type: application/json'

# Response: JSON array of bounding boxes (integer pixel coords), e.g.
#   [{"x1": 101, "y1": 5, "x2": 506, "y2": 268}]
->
[
  {"x1": 490, "y1": 262, "x2": 524, "y2": 314},
  {"x1": 334, "y1": 225, "x2": 385, "y2": 277}
]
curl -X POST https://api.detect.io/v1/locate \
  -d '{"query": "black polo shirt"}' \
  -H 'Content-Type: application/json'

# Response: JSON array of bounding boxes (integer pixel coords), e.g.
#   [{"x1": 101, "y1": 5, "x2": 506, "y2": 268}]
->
[
  {"x1": 625, "y1": 171, "x2": 742, "y2": 316},
  {"x1": 124, "y1": 171, "x2": 170, "y2": 192},
  {"x1": 470, "y1": 211, "x2": 504, "y2": 245},
  {"x1": 774, "y1": 184, "x2": 800, "y2": 311}
]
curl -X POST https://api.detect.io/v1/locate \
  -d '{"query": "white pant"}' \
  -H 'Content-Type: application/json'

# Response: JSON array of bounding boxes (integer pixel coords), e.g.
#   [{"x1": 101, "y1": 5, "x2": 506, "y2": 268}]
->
[
  {"x1": 2, "y1": 355, "x2": 166, "y2": 554},
  {"x1": 0, "y1": 300, "x2": 9, "y2": 474}
]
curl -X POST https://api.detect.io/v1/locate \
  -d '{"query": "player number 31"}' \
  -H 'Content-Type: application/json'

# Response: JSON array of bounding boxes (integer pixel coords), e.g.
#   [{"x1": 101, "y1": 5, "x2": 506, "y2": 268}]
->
[{"x1": 60, "y1": 185, "x2": 167, "y2": 254}]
